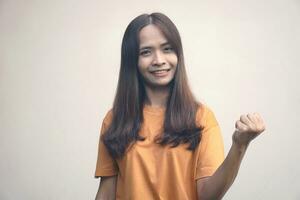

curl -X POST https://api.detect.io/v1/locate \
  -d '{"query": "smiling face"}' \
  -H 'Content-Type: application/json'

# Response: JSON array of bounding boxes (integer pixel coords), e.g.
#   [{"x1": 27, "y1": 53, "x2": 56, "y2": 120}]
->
[{"x1": 138, "y1": 24, "x2": 178, "y2": 90}]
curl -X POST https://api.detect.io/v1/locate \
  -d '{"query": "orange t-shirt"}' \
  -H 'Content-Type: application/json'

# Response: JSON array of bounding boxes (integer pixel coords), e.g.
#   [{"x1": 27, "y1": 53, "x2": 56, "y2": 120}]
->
[{"x1": 95, "y1": 104, "x2": 224, "y2": 200}]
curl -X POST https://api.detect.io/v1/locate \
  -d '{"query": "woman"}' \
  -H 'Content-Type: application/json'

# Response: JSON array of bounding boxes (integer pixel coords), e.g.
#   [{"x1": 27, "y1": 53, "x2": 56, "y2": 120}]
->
[{"x1": 95, "y1": 13, "x2": 265, "y2": 200}]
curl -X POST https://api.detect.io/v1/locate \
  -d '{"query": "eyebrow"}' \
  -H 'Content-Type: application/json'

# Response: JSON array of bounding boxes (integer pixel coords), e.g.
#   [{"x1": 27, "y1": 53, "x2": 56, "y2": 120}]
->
[{"x1": 139, "y1": 42, "x2": 171, "y2": 50}]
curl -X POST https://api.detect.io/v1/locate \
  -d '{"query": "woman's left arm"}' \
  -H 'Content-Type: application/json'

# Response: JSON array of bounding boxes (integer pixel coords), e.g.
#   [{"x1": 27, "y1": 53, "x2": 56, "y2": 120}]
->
[{"x1": 197, "y1": 113, "x2": 266, "y2": 200}]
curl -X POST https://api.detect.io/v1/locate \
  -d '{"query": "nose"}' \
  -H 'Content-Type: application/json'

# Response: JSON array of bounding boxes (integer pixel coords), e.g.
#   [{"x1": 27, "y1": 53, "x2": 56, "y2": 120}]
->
[{"x1": 152, "y1": 50, "x2": 166, "y2": 66}]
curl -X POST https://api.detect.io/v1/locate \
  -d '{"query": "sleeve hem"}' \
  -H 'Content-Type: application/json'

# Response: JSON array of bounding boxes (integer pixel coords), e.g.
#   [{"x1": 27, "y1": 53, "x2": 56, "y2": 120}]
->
[
  {"x1": 94, "y1": 169, "x2": 118, "y2": 178},
  {"x1": 194, "y1": 167, "x2": 218, "y2": 180}
]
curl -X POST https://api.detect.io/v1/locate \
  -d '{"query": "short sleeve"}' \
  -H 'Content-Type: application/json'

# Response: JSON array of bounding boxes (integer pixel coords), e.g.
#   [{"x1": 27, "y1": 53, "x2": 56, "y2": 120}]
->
[
  {"x1": 94, "y1": 111, "x2": 119, "y2": 178},
  {"x1": 194, "y1": 105, "x2": 224, "y2": 180}
]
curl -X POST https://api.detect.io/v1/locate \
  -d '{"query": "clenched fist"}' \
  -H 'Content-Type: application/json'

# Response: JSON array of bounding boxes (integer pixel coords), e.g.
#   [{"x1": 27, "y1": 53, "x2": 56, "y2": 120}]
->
[{"x1": 232, "y1": 113, "x2": 266, "y2": 146}]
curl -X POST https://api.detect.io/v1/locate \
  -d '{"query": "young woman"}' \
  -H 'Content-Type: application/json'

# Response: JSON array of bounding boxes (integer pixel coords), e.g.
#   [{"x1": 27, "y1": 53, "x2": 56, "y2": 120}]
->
[{"x1": 94, "y1": 13, "x2": 265, "y2": 200}]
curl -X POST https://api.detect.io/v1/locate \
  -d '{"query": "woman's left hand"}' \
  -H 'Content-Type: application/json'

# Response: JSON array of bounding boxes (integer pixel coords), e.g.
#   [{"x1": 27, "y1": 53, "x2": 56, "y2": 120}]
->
[{"x1": 232, "y1": 113, "x2": 266, "y2": 146}]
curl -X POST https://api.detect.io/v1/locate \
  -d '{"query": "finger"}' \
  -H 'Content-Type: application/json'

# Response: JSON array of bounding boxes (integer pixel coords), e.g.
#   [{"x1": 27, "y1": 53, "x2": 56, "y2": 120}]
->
[
  {"x1": 247, "y1": 113, "x2": 259, "y2": 124},
  {"x1": 254, "y1": 113, "x2": 265, "y2": 122},
  {"x1": 235, "y1": 120, "x2": 248, "y2": 132},
  {"x1": 240, "y1": 115, "x2": 252, "y2": 126},
  {"x1": 253, "y1": 113, "x2": 266, "y2": 131}
]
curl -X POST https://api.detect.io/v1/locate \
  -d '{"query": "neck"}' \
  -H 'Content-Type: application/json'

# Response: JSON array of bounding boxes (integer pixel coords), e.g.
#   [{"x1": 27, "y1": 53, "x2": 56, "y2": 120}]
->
[{"x1": 144, "y1": 85, "x2": 170, "y2": 108}]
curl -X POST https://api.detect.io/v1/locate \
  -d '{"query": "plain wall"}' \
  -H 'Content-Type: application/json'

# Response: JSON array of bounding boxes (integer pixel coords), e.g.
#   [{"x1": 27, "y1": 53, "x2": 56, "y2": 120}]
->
[{"x1": 0, "y1": 0, "x2": 299, "y2": 199}]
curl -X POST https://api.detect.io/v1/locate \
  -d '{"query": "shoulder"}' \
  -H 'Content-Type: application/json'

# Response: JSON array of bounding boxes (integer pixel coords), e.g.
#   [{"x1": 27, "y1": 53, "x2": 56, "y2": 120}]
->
[
  {"x1": 195, "y1": 103, "x2": 219, "y2": 128},
  {"x1": 99, "y1": 109, "x2": 114, "y2": 136},
  {"x1": 102, "y1": 109, "x2": 113, "y2": 126}
]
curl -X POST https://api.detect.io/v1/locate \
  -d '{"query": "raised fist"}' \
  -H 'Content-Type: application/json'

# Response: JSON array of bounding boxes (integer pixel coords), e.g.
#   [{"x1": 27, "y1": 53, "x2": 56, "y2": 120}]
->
[{"x1": 232, "y1": 113, "x2": 266, "y2": 146}]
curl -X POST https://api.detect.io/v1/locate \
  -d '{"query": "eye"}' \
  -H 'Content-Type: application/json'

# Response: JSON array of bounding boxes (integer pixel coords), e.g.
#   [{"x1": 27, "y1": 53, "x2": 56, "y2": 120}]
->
[
  {"x1": 140, "y1": 49, "x2": 151, "y2": 56},
  {"x1": 163, "y1": 46, "x2": 174, "y2": 52}
]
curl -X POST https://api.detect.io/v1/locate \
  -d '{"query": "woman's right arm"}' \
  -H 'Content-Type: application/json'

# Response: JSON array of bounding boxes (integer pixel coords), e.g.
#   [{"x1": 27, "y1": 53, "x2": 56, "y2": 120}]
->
[{"x1": 95, "y1": 175, "x2": 117, "y2": 200}]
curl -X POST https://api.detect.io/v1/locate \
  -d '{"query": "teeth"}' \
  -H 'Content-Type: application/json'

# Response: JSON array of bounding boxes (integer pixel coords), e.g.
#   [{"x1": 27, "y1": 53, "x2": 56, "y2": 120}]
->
[{"x1": 152, "y1": 69, "x2": 169, "y2": 72}]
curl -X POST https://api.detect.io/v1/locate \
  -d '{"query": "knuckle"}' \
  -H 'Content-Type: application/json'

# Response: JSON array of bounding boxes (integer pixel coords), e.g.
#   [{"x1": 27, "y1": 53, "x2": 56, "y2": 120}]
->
[{"x1": 240, "y1": 126, "x2": 248, "y2": 132}]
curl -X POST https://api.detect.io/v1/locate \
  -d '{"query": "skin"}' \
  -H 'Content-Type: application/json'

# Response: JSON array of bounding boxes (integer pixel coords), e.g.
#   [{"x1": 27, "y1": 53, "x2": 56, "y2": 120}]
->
[
  {"x1": 95, "y1": 24, "x2": 266, "y2": 200},
  {"x1": 95, "y1": 176, "x2": 117, "y2": 200},
  {"x1": 137, "y1": 24, "x2": 178, "y2": 107}
]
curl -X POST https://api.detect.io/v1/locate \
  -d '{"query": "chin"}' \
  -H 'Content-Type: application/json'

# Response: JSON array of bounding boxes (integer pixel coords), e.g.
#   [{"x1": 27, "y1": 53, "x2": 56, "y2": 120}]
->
[{"x1": 150, "y1": 80, "x2": 173, "y2": 88}]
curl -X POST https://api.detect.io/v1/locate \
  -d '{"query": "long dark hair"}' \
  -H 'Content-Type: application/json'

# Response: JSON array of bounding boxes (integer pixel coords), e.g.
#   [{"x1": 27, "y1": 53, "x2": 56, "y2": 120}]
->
[{"x1": 102, "y1": 13, "x2": 203, "y2": 159}]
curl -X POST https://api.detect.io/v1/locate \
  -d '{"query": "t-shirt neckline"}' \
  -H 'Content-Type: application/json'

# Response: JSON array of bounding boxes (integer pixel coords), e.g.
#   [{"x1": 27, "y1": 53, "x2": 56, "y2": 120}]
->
[{"x1": 143, "y1": 104, "x2": 166, "y2": 115}]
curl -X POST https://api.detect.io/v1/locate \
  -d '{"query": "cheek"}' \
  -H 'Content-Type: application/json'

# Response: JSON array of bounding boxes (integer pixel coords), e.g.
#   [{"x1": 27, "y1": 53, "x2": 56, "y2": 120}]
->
[
  {"x1": 138, "y1": 57, "x2": 150, "y2": 72},
  {"x1": 137, "y1": 58, "x2": 143, "y2": 72},
  {"x1": 171, "y1": 56, "x2": 178, "y2": 74},
  {"x1": 169, "y1": 54, "x2": 178, "y2": 66}
]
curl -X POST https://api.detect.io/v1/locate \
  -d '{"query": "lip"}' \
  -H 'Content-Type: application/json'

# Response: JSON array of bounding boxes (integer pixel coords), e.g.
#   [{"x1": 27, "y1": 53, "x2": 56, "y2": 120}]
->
[
  {"x1": 149, "y1": 68, "x2": 171, "y2": 73},
  {"x1": 150, "y1": 69, "x2": 170, "y2": 77}
]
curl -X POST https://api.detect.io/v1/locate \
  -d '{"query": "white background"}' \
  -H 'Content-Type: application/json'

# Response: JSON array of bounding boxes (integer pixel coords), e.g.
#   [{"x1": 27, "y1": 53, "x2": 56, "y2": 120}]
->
[{"x1": 1, "y1": 0, "x2": 299, "y2": 199}]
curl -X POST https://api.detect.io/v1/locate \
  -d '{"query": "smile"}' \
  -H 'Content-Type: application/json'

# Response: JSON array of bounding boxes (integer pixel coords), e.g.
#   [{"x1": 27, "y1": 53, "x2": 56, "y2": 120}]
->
[
  {"x1": 150, "y1": 69, "x2": 170, "y2": 73},
  {"x1": 150, "y1": 69, "x2": 171, "y2": 77}
]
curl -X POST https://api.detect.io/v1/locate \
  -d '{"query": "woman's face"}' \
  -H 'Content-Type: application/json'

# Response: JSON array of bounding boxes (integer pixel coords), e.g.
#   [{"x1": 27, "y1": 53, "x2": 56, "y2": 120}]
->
[{"x1": 138, "y1": 24, "x2": 178, "y2": 89}]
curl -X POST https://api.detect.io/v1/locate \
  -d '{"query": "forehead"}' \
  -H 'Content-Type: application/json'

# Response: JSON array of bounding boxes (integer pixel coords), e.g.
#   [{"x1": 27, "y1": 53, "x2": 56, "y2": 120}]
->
[{"x1": 139, "y1": 24, "x2": 168, "y2": 47}]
